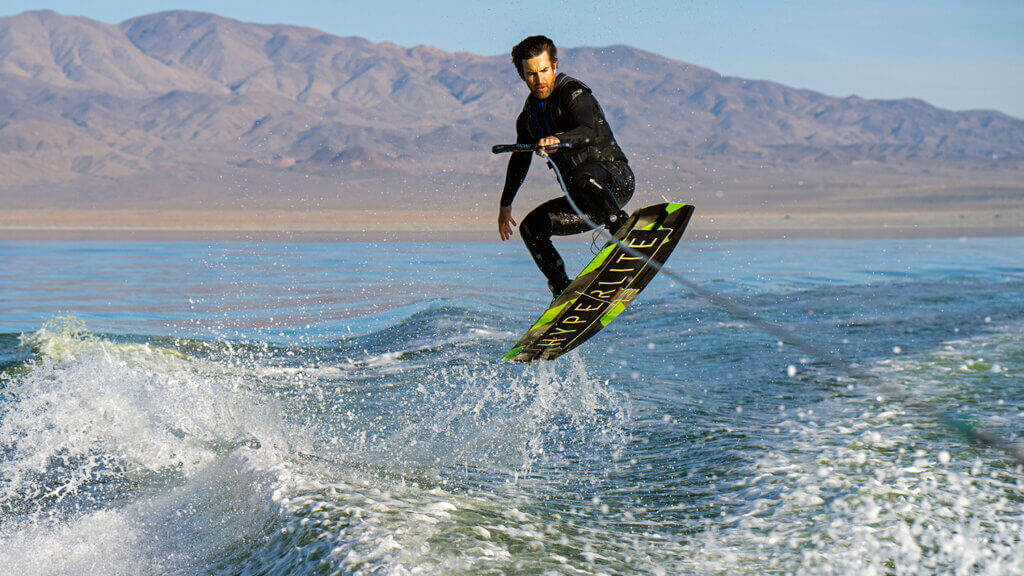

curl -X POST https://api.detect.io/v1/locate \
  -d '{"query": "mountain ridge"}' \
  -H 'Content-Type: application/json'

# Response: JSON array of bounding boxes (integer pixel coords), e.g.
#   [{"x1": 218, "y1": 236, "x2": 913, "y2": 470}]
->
[{"x1": 1, "y1": 9, "x2": 1022, "y2": 217}]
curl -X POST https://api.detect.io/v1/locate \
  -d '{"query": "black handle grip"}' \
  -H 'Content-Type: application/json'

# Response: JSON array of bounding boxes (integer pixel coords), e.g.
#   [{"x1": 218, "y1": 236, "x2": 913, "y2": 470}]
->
[{"x1": 491, "y1": 142, "x2": 572, "y2": 154}]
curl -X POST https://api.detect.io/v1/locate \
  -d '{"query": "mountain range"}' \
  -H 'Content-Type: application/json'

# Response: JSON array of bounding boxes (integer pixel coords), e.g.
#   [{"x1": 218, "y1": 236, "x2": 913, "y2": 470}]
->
[{"x1": 2, "y1": 9, "x2": 1022, "y2": 222}]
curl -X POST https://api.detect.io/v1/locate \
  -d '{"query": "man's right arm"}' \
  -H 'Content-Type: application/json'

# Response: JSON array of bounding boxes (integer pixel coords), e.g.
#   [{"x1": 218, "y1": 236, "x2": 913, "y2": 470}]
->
[
  {"x1": 500, "y1": 113, "x2": 533, "y2": 208},
  {"x1": 498, "y1": 114, "x2": 532, "y2": 240},
  {"x1": 498, "y1": 152, "x2": 530, "y2": 240},
  {"x1": 500, "y1": 151, "x2": 531, "y2": 208}
]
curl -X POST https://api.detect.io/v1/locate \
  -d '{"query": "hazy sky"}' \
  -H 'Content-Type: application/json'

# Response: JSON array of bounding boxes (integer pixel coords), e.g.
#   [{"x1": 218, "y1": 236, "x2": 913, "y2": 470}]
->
[{"x1": 5, "y1": 0, "x2": 1023, "y2": 118}]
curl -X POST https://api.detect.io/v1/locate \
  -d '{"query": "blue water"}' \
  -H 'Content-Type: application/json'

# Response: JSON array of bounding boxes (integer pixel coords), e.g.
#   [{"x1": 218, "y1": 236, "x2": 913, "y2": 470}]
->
[{"x1": 1, "y1": 237, "x2": 1023, "y2": 575}]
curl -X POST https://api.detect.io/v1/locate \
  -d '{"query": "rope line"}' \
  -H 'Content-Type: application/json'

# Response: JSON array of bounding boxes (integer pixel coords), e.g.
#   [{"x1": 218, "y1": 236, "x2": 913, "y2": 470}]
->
[{"x1": 533, "y1": 147, "x2": 1024, "y2": 466}]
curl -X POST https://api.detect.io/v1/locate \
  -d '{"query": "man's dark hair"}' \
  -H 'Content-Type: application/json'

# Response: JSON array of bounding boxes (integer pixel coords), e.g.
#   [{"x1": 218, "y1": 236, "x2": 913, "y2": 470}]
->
[{"x1": 511, "y1": 35, "x2": 557, "y2": 79}]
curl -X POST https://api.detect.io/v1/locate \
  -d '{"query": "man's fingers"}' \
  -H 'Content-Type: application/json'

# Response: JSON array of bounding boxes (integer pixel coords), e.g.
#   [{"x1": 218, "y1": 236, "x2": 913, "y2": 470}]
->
[{"x1": 497, "y1": 208, "x2": 516, "y2": 241}]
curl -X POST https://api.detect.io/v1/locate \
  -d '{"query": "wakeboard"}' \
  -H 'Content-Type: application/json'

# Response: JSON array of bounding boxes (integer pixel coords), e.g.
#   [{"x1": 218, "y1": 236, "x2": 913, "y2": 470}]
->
[{"x1": 504, "y1": 202, "x2": 695, "y2": 362}]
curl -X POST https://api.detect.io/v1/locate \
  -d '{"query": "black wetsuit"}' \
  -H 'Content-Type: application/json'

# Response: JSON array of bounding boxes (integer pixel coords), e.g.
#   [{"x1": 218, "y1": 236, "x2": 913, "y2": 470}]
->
[{"x1": 501, "y1": 73, "x2": 634, "y2": 297}]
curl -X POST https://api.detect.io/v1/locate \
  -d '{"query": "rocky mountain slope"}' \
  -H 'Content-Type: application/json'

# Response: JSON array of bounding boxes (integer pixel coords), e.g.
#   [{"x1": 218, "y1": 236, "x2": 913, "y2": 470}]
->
[{"x1": 2, "y1": 10, "x2": 1022, "y2": 214}]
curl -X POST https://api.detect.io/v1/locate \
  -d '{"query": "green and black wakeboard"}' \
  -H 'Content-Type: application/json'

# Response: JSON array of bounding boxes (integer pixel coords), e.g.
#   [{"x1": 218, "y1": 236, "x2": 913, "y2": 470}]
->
[{"x1": 504, "y1": 202, "x2": 694, "y2": 362}]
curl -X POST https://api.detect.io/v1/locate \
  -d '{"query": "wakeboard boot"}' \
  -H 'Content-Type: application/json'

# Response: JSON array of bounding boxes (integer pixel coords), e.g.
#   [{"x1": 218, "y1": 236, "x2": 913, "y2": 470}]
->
[{"x1": 548, "y1": 275, "x2": 572, "y2": 305}]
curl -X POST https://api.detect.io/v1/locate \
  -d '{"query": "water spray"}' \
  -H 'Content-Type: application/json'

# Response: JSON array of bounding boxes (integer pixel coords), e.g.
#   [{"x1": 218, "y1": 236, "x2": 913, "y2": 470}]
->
[{"x1": 493, "y1": 142, "x2": 1024, "y2": 467}]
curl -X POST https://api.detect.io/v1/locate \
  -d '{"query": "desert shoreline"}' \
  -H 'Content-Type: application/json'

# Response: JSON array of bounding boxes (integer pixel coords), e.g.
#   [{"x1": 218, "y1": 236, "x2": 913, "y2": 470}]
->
[{"x1": 1, "y1": 208, "x2": 1021, "y2": 242}]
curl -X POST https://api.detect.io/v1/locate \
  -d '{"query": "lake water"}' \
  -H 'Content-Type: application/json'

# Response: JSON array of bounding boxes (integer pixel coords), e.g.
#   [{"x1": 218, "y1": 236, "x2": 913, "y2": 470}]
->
[{"x1": 1, "y1": 237, "x2": 1023, "y2": 574}]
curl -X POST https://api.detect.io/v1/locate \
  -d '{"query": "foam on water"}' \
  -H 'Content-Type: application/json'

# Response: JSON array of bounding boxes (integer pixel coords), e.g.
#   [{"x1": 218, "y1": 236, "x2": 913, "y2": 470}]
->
[
  {"x1": 367, "y1": 355, "x2": 630, "y2": 474},
  {"x1": 0, "y1": 318, "x2": 293, "y2": 573},
  {"x1": 675, "y1": 321, "x2": 1024, "y2": 574},
  {"x1": 1, "y1": 317, "x2": 668, "y2": 575}
]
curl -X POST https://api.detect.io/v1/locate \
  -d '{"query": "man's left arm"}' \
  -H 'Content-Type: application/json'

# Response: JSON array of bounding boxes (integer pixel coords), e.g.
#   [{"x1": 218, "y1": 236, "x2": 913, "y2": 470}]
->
[{"x1": 552, "y1": 87, "x2": 600, "y2": 146}]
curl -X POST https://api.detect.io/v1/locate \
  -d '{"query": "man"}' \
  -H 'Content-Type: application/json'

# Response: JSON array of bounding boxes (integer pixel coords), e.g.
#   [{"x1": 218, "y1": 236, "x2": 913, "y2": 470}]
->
[{"x1": 498, "y1": 35, "x2": 635, "y2": 300}]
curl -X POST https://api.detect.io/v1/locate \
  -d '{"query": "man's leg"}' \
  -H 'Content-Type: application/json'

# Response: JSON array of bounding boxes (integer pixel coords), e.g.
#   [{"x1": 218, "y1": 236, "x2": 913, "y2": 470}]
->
[
  {"x1": 565, "y1": 161, "x2": 634, "y2": 234},
  {"x1": 520, "y1": 197, "x2": 590, "y2": 298},
  {"x1": 519, "y1": 162, "x2": 634, "y2": 298}
]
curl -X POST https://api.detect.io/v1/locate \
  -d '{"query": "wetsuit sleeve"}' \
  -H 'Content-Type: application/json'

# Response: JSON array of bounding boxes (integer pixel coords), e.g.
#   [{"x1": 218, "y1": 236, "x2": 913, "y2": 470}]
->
[
  {"x1": 500, "y1": 113, "x2": 533, "y2": 207},
  {"x1": 552, "y1": 87, "x2": 600, "y2": 147}
]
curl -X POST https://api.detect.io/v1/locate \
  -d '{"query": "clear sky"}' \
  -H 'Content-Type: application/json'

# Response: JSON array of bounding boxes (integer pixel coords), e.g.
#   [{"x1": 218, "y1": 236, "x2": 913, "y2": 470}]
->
[{"x1": 5, "y1": 0, "x2": 1023, "y2": 118}]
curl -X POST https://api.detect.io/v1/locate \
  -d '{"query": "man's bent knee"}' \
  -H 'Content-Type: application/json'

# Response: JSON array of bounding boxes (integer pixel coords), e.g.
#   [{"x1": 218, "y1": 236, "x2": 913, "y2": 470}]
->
[{"x1": 520, "y1": 211, "x2": 551, "y2": 246}]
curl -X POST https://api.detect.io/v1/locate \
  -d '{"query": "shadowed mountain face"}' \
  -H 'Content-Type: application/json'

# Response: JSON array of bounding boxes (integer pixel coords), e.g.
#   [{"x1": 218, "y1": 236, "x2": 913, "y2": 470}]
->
[{"x1": 1, "y1": 9, "x2": 1022, "y2": 213}]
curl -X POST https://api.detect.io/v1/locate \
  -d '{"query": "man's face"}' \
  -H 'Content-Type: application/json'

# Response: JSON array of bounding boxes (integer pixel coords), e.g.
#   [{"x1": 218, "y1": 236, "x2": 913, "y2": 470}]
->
[{"x1": 520, "y1": 52, "x2": 558, "y2": 100}]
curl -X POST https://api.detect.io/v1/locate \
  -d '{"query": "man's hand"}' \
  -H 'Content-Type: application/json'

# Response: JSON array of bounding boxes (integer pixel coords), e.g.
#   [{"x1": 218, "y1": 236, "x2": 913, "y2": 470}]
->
[
  {"x1": 498, "y1": 205, "x2": 517, "y2": 241},
  {"x1": 536, "y1": 136, "x2": 561, "y2": 155}
]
